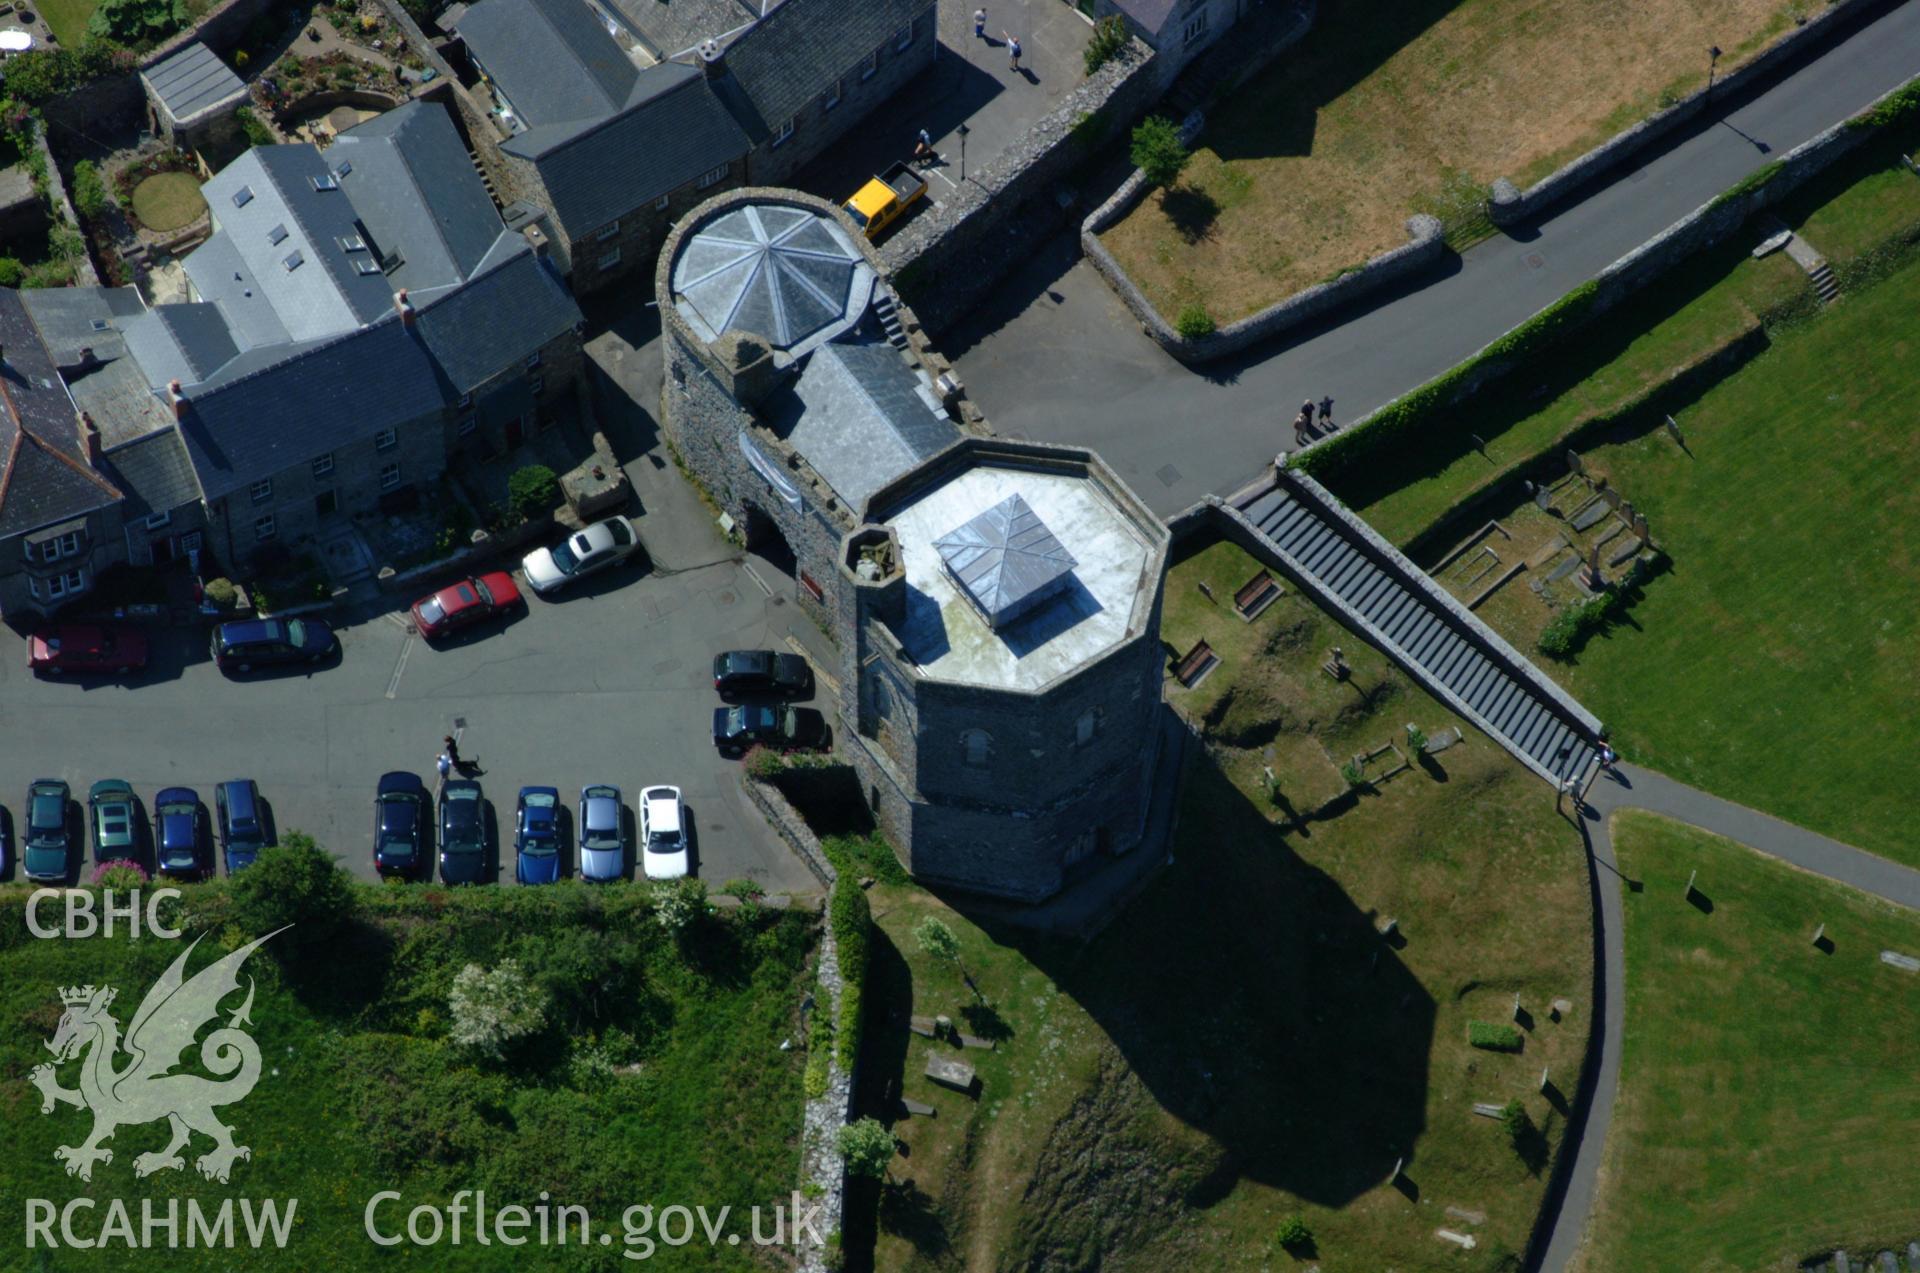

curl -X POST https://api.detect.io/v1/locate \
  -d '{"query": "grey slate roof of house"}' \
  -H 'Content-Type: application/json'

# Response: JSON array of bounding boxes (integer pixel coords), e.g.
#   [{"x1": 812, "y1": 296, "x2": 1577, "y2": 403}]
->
[
  {"x1": 1109, "y1": 0, "x2": 1179, "y2": 34},
  {"x1": 95, "y1": 427, "x2": 201, "y2": 519},
  {"x1": 934, "y1": 493, "x2": 1079, "y2": 630},
  {"x1": 773, "y1": 339, "x2": 956, "y2": 512},
  {"x1": 0, "y1": 290, "x2": 121, "y2": 539},
  {"x1": 332, "y1": 104, "x2": 506, "y2": 292},
  {"x1": 457, "y1": 0, "x2": 640, "y2": 127},
  {"x1": 723, "y1": 0, "x2": 924, "y2": 133},
  {"x1": 607, "y1": 0, "x2": 757, "y2": 58},
  {"x1": 414, "y1": 248, "x2": 582, "y2": 390},
  {"x1": 19, "y1": 286, "x2": 146, "y2": 370},
  {"x1": 65, "y1": 357, "x2": 175, "y2": 446},
  {"x1": 141, "y1": 41, "x2": 247, "y2": 123}
]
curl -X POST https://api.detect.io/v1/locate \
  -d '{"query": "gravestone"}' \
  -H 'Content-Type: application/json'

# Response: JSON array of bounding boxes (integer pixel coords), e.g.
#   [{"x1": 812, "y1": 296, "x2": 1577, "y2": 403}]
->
[
  {"x1": 956, "y1": 1033, "x2": 997, "y2": 1051},
  {"x1": 1437, "y1": 1230, "x2": 1478, "y2": 1251},
  {"x1": 925, "y1": 1053, "x2": 978, "y2": 1093},
  {"x1": 1600, "y1": 486, "x2": 1623, "y2": 511},
  {"x1": 1633, "y1": 512, "x2": 1652, "y2": 544},
  {"x1": 1812, "y1": 923, "x2": 1826, "y2": 946},
  {"x1": 908, "y1": 1015, "x2": 937, "y2": 1037},
  {"x1": 1471, "y1": 433, "x2": 1488, "y2": 454},
  {"x1": 1445, "y1": 1206, "x2": 1487, "y2": 1225},
  {"x1": 1582, "y1": 543, "x2": 1606, "y2": 590},
  {"x1": 1472, "y1": 1102, "x2": 1505, "y2": 1119},
  {"x1": 1879, "y1": 950, "x2": 1920, "y2": 972},
  {"x1": 1664, "y1": 414, "x2": 1686, "y2": 447},
  {"x1": 1552, "y1": 997, "x2": 1573, "y2": 1020},
  {"x1": 1570, "y1": 499, "x2": 1611, "y2": 532},
  {"x1": 1197, "y1": 580, "x2": 1215, "y2": 603},
  {"x1": 1540, "y1": 1066, "x2": 1550, "y2": 1092},
  {"x1": 1685, "y1": 869, "x2": 1697, "y2": 898},
  {"x1": 1512, "y1": 991, "x2": 1523, "y2": 1022},
  {"x1": 934, "y1": 1014, "x2": 954, "y2": 1039},
  {"x1": 900, "y1": 1098, "x2": 937, "y2": 1117},
  {"x1": 1876, "y1": 1251, "x2": 1896, "y2": 1273},
  {"x1": 1566, "y1": 450, "x2": 1585, "y2": 477},
  {"x1": 1388, "y1": 1156, "x2": 1402, "y2": 1183}
]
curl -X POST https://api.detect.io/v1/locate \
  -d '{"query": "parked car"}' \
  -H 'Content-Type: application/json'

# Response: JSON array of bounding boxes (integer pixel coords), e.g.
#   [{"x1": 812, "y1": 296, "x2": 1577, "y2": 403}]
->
[
  {"x1": 712, "y1": 649, "x2": 811, "y2": 699},
  {"x1": 153, "y1": 787, "x2": 205, "y2": 880},
  {"x1": 711, "y1": 704, "x2": 829, "y2": 756},
  {"x1": 438, "y1": 779, "x2": 487, "y2": 885},
  {"x1": 411, "y1": 572, "x2": 523, "y2": 640},
  {"x1": 0, "y1": 803, "x2": 10, "y2": 878},
  {"x1": 23, "y1": 780, "x2": 71, "y2": 883},
  {"x1": 842, "y1": 161, "x2": 927, "y2": 240},
  {"x1": 521, "y1": 516, "x2": 643, "y2": 595},
  {"x1": 373, "y1": 772, "x2": 428, "y2": 879},
  {"x1": 639, "y1": 785, "x2": 689, "y2": 880},
  {"x1": 215, "y1": 780, "x2": 269, "y2": 875},
  {"x1": 514, "y1": 787, "x2": 562, "y2": 884},
  {"x1": 211, "y1": 618, "x2": 336, "y2": 672},
  {"x1": 27, "y1": 624, "x2": 149, "y2": 677},
  {"x1": 87, "y1": 780, "x2": 141, "y2": 864},
  {"x1": 578, "y1": 785, "x2": 624, "y2": 882}
]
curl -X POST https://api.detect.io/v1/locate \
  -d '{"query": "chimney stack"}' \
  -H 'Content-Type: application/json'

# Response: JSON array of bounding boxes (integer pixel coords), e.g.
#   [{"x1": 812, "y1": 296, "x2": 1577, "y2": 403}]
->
[
  {"x1": 394, "y1": 289, "x2": 415, "y2": 324},
  {"x1": 78, "y1": 346, "x2": 95, "y2": 368},
  {"x1": 521, "y1": 223, "x2": 549, "y2": 260},
  {"x1": 80, "y1": 412, "x2": 103, "y2": 468},
  {"x1": 168, "y1": 379, "x2": 187, "y2": 421},
  {"x1": 697, "y1": 38, "x2": 724, "y2": 77}
]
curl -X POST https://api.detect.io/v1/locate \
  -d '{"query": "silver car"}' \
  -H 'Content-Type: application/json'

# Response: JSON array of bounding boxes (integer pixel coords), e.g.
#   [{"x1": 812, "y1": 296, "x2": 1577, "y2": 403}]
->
[
  {"x1": 521, "y1": 516, "x2": 642, "y2": 595},
  {"x1": 579, "y1": 785, "x2": 625, "y2": 882}
]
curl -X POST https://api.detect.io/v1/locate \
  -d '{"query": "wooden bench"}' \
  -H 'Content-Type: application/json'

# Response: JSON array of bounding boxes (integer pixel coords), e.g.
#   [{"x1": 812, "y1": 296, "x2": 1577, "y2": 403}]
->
[
  {"x1": 1233, "y1": 570, "x2": 1282, "y2": 621},
  {"x1": 1173, "y1": 640, "x2": 1218, "y2": 688}
]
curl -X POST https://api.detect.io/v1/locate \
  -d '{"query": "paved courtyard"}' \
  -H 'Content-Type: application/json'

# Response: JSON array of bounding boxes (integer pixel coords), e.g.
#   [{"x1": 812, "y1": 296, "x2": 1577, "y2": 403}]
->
[{"x1": 0, "y1": 322, "x2": 829, "y2": 897}]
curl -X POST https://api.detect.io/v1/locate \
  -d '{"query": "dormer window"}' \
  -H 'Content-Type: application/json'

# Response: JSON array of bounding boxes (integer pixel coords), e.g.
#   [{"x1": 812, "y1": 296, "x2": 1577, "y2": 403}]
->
[
  {"x1": 354, "y1": 259, "x2": 382, "y2": 276},
  {"x1": 268, "y1": 224, "x2": 288, "y2": 245},
  {"x1": 283, "y1": 250, "x2": 305, "y2": 272},
  {"x1": 334, "y1": 160, "x2": 352, "y2": 177},
  {"x1": 339, "y1": 233, "x2": 367, "y2": 252},
  {"x1": 310, "y1": 173, "x2": 339, "y2": 192},
  {"x1": 232, "y1": 185, "x2": 254, "y2": 207}
]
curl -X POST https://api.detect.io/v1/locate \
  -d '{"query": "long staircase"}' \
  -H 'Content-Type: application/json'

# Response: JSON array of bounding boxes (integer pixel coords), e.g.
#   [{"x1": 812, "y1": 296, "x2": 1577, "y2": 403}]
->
[{"x1": 1230, "y1": 471, "x2": 1601, "y2": 785}]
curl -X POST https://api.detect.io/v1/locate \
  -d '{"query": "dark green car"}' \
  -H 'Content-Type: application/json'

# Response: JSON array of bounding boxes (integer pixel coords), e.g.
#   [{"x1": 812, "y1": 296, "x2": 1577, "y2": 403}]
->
[
  {"x1": 88, "y1": 779, "x2": 140, "y2": 864},
  {"x1": 23, "y1": 780, "x2": 71, "y2": 883}
]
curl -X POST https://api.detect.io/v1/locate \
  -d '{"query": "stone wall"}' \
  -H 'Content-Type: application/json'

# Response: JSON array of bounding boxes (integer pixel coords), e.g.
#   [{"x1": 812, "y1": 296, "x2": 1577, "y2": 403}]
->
[
  {"x1": 33, "y1": 124, "x2": 102, "y2": 288},
  {"x1": 1488, "y1": 0, "x2": 1892, "y2": 226},
  {"x1": 879, "y1": 37, "x2": 1161, "y2": 335}
]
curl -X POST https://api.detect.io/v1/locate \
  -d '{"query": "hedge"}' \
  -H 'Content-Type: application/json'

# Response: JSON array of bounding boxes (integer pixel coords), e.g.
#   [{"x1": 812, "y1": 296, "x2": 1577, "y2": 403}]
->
[
  {"x1": 1846, "y1": 78, "x2": 1920, "y2": 131},
  {"x1": 1468, "y1": 1020, "x2": 1525, "y2": 1052},
  {"x1": 1291, "y1": 281, "x2": 1600, "y2": 481},
  {"x1": 828, "y1": 872, "x2": 870, "y2": 1070}
]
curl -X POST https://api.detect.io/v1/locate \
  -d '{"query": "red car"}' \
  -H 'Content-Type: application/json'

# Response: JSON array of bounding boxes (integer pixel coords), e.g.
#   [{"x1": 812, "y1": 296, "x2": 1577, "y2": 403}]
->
[
  {"x1": 409, "y1": 571, "x2": 523, "y2": 639},
  {"x1": 28, "y1": 625, "x2": 149, "y2": 676}
]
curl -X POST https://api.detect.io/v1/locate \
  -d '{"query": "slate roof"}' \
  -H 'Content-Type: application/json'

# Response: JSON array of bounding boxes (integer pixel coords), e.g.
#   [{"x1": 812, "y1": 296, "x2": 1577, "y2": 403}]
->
[
  {"x1": 65, "y1": 357, "x2": 175, "y2": 446},
  {"x1": 19, "y1": 286, "x2": 146, "y2": 370},
  {"x1": 333, "y1": 103, "x2": 506, "y2": 291},
  {"x1": 457, "y1": 0, "x2": 639, "y2": 128},
  {"x1": 95, "y1": 427, "x2": 201, "y2": 519},
  {"x1": 607, "y1": 0, "x2": 757, "y2": 58},
  {"x1": 724, "y1": 0, "x2": 924, "y2": 133},
  {"x1": 672, "y1": 203, "x2": 865, "y2": 348},
  {"x1": 505, "y1": 63, "x2": 752, "y2": 236},
  {"x1": 141, "y1": 41, "x2": 247, "y2": 124},
  {"x1": 0, "y1": 290, "x2": 120, "y2": 540},
  {"x1": 1109, "y1": 0, "x2": 1179, "y2": 34},
  {"x1": 775, "y1": 339, "x2": 956, "y2": 512},
  {"x1": 414, "y1": 248, "x2": 582, "y2": 390},
  {"x1": 933, "y1": 493, "x2": 1079, "y2": 630}
]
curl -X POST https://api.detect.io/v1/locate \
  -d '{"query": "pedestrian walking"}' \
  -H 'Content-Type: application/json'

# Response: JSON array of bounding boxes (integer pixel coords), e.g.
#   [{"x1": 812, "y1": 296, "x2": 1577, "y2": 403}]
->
[
  {"x1": 443, "y1": 734, "x2": 461, "y2": 769},
  {"x1": 436, "y1": 751, "x2": 452, "y2": 783},
  {"x1": 1599, "y1": 742, "x2": 1617, "y2": 770},
  {"x1": 1318, "y1": 395, "x2": 1334, "y2": 427},
  {"x1": 974, "y1": 6, "x2": 986, "y2": 40},
  {"x1": 913, "y1": 127, "x2": 933, "y2": 162},
  {"x1": 1004, "y1": 31, "x2": 1021, "y2": 71}
]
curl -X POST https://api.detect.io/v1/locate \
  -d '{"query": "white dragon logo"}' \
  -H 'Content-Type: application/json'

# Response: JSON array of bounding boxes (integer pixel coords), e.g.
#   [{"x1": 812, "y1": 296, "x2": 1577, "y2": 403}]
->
[{"x1": 28, "y1": 929, "x2": 284, "y2": 1184}]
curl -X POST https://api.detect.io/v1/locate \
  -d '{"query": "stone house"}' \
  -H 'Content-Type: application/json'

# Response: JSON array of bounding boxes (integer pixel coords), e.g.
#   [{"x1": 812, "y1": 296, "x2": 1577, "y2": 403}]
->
[
  {"x1": 1095, "y1": 0, "x2": 1251, "y2": 84},
  {"x1": 0, "y1": 99, "x2": 583, "y2": 618},
  {"x1": 450, "y1": 0, "x2": 934, "y2": 295},
  {"x1": 658, "y1": 189, "x2": 1171, "y2": 903}
]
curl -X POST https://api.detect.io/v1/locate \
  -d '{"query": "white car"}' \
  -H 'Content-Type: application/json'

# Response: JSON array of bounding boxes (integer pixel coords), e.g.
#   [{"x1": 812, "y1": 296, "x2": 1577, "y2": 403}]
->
[
  {"x1": 639, "y1": 785, "x2": 689, "y2": 880},
  {"x1": 521, "y1": 516, "x2": 642, "y2": 595}
]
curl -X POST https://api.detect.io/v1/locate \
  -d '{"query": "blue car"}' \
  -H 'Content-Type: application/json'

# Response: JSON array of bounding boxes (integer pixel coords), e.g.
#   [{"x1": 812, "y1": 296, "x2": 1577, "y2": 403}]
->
[
  {"x1": 23, "y1": 780, "x2": 71, "y2": 883},
  {"x1": 153, "y1": 787, "x2": 205, "y2": 880},
  {"x1": 374, "y1": 772, "x2": 429, "y2": 880},
  {"x1": 514, "y1": 787, "x2": 561, "y2": 885},
  {"x1": 215, "y1": 780, "x2": 268, "y2": 875}
]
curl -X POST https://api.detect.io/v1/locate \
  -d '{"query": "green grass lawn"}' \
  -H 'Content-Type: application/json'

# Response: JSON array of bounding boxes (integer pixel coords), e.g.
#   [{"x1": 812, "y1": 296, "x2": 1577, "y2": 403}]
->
[
  {"x1": 36, "y1": 0, "x2": 99, "y2": 49},
  {"x1": 1545, "y1": 253, "x2": 1920, "y2": 864},
  {"x1": 1332, "y1": 121, "x2": 1920, "y2": 558},
  {"x1": 1582, "y1": 812, "x2": 1920, "y2": 1271},
  {"x1": 0, "y1": 882, "x2": 813, "y2": 1270},
  {"x1": 130, "y1": 172, "x2": 208, "y2": 233},
  {"x1": 853, "y1": 538, "x2": 1592, "y2": 1271}
]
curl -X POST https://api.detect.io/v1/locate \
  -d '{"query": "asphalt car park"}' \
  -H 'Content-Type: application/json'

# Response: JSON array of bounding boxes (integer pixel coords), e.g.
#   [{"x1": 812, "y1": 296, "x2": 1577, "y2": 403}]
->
[{"x1": 0, "y1": 432, "x2": 829, "y2": 897}]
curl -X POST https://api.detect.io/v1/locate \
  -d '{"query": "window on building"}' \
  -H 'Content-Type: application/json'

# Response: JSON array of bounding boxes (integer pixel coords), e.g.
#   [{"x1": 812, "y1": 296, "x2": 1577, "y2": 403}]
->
[
  {"x1": 1182, "y1": 9, "x2": 1209, "y2": 45},
  {"x1": 144, "y1": 510, "x2": 172, "y2": 530},
  {"x1": 312, "y1": 453, "x2": 334, "y2": 478},
  {"x1": 772, "y1": 115, "x2": 796, "y2": 147},
  {"x1": 37, "y1": 530, "x2": 83, "y2": 562},
  {"x1": 375, "y1": 427, "x2": 398, "y2": 452},
  {"x1": 960, "y1": 728, "x2": 993, "y2": 768},
  {"x1": 862, "y1": 48, "x2": 878, "y2": 79},
  {"x1": 697, "y1": 163, "x2": 729, "y2": 190},
  {"x1": 45, "y1": 568, "x2": 87, "y2": 600},
  {"x1": 254, "y1": 515, "x2": 276, "y2": 541},
  {"x1": 654, "y1": 193, "x2": 671, "y2": 211},
  {"x1": 531, "y1": 375, "x2": 545, "y2": 397},
  {"x1": 249, "y1": 478, "x2": 273, "y2": 504},
  {"x1": 182, "y1": 532, "x2": 203, "y2": 553},
  {"x1": 822, "y1": 77, "x2": 843, "y2": 111},
  {"x1": 457, "y1": 414, "x2": 478, "y2": 437},
  {"x1": 895, "y1": 21, "x2": 912, "y2": 51},
  {"x1": 596, "y1": 220, "x2": 621, "y2": 241},
  {"x1": 526, "y1": 351, "x2": 542, "y2": 371},
  {"x1": 457, "y1": 392, "x2": 473, "y2": 408},
  {"x1": 379, "y1": 463, "x2": 402, "y2": 491},
  {"x1": 598, "y1": 247, "x2": 621, "y2": 271},
  {"x1": 1075, "y1": 707, "x2": 1103, "y2": 747}
]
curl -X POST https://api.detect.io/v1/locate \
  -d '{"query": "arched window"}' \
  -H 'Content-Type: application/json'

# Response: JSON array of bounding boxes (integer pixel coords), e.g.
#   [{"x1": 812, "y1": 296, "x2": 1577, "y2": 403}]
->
[
  {"x1": 1075, "y1": 707, "x2": 1103, "y2": 747},
  {"x1": 961, "y1": 728, "x2": 993, "y2": 768}
]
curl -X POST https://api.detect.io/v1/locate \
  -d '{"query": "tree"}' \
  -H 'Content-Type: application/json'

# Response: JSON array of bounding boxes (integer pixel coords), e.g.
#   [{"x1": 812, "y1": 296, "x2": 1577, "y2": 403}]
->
[
  {"x1": 507, "y1": 465, "x2": 561, "y2": 523},
  {"x1": 1082, "y1": 15, "x2": 1129, "y2": 76},
  {"x1": 1275, "y1": 1214, "x2": 1314, "y2": 1255},
  {"x1": 838, "y1": 1117, "x2": 895, "y2": 1181},
  {"x1": 1130, "y1": 115, "x2": 1190, "y2": 189},
  {"x1": 913, "y1": 916, "x2": 979, "y2": 999},
  {"x1": 226, "y1": 832, "x2": 355, "y2": 947},
  {"x1": 71, "y1": 160, "x2": 108, "y2": 220},
  {"x1": 653, "y1": 877, "x2": 708, "y2": 938},
  {"x1": 448, "y1": 959, "x2": 549, "y2": 1058},
  {"x1": 88, "y1": 0, "x2": 187, "y2": 46}
]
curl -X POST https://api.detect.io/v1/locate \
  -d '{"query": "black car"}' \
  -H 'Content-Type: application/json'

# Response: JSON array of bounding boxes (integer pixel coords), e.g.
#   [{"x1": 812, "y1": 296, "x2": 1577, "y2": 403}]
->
[
  {"x1": 712, "y1": 704, "x2": 829, "y2": 756},
  {"x1": 23, "y1": 780, "x2": 71, "y2": 883},
  {"x1": 211, "y1": 618, "x2": 337, "y2": 673},
  {"x1": 373, "y1": 771, "x2": 428, "y2": 879},
  {"x1": 438, "y1": 779, "x2": 486, "y2": 885},
  {"x1": 712, "y1": 649, "x2": 812, "y2": 698}
]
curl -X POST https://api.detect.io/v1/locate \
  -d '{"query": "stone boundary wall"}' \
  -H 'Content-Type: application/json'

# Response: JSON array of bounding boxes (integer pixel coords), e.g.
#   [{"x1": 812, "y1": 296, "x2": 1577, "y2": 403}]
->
[
  {"x1": 738, "y1": 774, "x2": 848, "y2": 1273},
  {"x1": 1174, "y1": 486, "x2": 1602, "y2": 785},
  {"x1": 1293, "y1": 71, "x2": 1918, "y2": 478},
  {"x1": 878, "y1": 38, "x2": 1160, "y2": 335},
  {"x1": 34, "y1": 124, "x2": 103, "y2": 287},
  {"x1": 1489, "y1": 0, "x2": 1893, "y2": 226}
]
